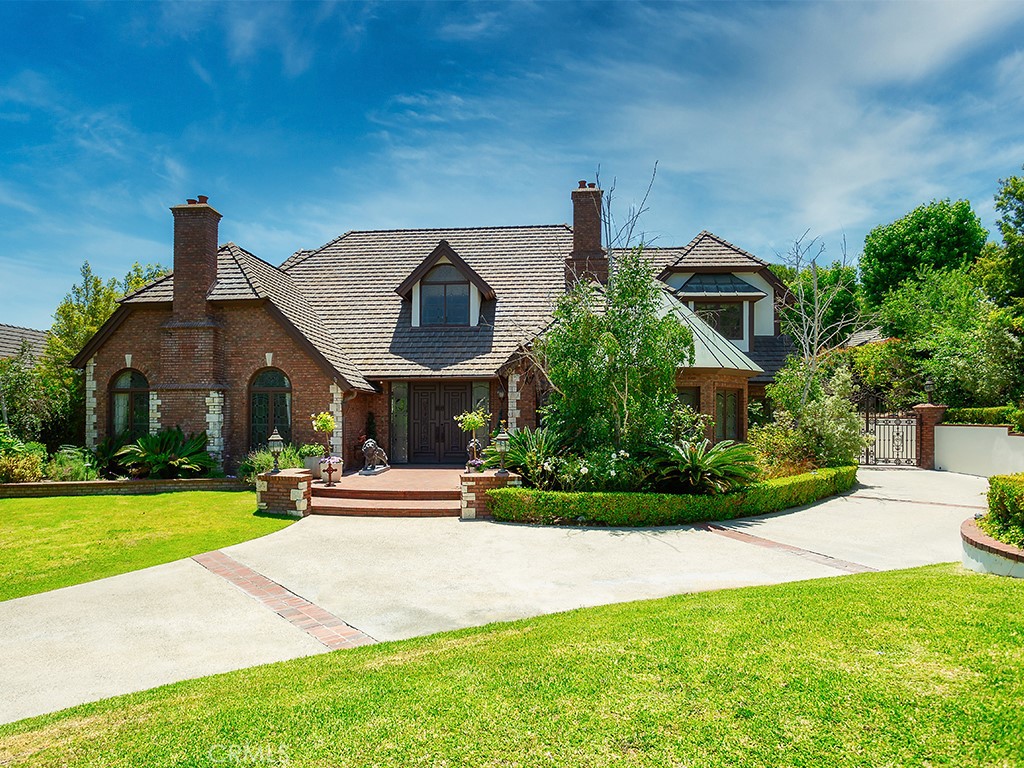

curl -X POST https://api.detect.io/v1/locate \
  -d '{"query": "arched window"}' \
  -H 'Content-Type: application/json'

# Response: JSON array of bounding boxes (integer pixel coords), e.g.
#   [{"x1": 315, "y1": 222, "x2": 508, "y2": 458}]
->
[
  {"x1": 111, "y1": 370, "x2": 150, "y2": 440},
  {"x1": 250, "y1": 368, "x2": 292, "y2": 447},
  {"x1": 420, "y1": 264, "x2": 470, "y2": 326}
]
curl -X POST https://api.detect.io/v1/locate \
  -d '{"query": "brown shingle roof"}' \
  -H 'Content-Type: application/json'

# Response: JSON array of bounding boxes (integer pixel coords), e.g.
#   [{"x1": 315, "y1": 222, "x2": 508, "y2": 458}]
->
[
  {"x1": 0, "y1": 323, "x2": 47, "y2": 359},
  {"x1": 650, "y1": 230, "x2": 771, "y2": 274},
  {"x1": 283, "y1": 225, "x2": 573, "y2": 379},
  {"x1": 122, "y1": 243, "x2": 373, "y2": 391}
]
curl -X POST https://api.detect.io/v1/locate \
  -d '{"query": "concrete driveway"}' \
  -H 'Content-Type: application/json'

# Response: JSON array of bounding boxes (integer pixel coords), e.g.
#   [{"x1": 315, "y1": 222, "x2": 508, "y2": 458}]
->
[{"x1": 0, "y1": 468, "x2": 988, "y2": 724}]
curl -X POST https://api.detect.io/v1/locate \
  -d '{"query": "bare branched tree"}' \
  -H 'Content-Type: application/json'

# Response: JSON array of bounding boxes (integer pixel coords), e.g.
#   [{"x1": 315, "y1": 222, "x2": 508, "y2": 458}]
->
[
  {"x1": 595, "y1": 162, "x2": 659, "y2": 275},
  {"x1": 776, "y1": 231, "x2": 868, "y2": 413}
]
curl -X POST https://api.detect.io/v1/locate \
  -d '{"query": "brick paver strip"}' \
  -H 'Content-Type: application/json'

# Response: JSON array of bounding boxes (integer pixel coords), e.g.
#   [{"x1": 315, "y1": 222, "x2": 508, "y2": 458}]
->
[
  {"x1": 192, "y1": 550, "x2": 376, "y2": 650},
  {"x1": 698, "y1": 524, "x2": 879, "y2": 574}
]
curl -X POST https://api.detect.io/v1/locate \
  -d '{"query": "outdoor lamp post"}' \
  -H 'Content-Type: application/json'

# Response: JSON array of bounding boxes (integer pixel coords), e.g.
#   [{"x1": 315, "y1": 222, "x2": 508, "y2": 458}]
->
[
  {"x1": 268, "y1": 428, "x2": 284, "y2": 472},
  {"x1": 495, "y1": 426, "x2": 510, "y2": 477},
  {"x1": 924, "y1": 377, "x2": 935, "y2": 405}
]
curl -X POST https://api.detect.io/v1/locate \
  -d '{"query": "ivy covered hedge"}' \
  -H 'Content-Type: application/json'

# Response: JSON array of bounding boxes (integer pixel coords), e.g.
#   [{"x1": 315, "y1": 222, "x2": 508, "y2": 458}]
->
[
  {"x1": 487, "y1": 465, "x2": 858, "y2": 527},
  {"x1": 982, "y1": 474, "x2": 1024, "y2": 548},
  {"x1": 943, "y1": 406, "x2": 1024, "y2": 433}
]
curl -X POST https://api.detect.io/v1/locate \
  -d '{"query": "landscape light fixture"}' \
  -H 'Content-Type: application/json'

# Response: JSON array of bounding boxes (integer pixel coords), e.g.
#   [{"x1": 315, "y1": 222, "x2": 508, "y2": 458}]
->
[
  {"x1": 495, "y1": 425, "x2": 510, "y2": 477},
  {"x1": 924, "y1": 377, "x2": 935, "y2": 405},
  {"x1": 268, "y1": 428, "x2": 284, "y2": 472}
]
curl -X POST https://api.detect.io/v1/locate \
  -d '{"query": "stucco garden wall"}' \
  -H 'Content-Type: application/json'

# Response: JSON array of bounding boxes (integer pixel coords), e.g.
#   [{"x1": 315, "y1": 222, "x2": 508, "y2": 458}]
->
[{"x1": 935, "y1": 424, "x2": 1024, "y2": 477}]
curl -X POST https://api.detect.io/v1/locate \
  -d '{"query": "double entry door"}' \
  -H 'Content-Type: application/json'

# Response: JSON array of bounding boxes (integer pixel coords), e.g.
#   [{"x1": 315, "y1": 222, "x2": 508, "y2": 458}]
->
[{"x1": 410, "y1": 382, "x2": 472, "y2": 464}]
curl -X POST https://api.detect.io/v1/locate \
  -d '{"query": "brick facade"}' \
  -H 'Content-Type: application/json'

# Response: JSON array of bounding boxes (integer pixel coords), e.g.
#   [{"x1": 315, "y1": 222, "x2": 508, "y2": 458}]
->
[
  {"x1": 256, "y1": 468, "x2": 312, "y2": 518},
  {"x1": 460, "y1": 471, "x2": 522, "y2": 519},
  {"x1": 342, "y1": 384, "x2": 390, "y2": 469},
  {"x1": 676, "y1": 368, "x2": 752, "y2": 442},
  {"x1": 88, "y1": 302, "x2": 341, "y2": 470}
]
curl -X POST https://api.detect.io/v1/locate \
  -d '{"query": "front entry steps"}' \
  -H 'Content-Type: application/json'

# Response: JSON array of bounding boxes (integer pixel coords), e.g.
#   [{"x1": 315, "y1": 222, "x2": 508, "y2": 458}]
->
[{"x1": 309, "y1": 475, "x2": 461, "y2": 517}]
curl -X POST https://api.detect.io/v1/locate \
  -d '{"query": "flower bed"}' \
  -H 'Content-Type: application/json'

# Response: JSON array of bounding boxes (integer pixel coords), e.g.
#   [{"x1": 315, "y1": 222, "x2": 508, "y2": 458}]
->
[{"x1": 486, "y1": 465, "x2": 857, "y2": 527}]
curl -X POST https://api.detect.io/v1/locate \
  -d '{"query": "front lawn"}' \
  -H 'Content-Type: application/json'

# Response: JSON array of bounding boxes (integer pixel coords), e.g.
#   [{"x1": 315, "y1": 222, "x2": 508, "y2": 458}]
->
[
  {"x1": 0, "y1": 491, "x2": 292, "y2": 602},
  {"x1": 1, "y1": 564, "x2": 1021, "y2": 766}
]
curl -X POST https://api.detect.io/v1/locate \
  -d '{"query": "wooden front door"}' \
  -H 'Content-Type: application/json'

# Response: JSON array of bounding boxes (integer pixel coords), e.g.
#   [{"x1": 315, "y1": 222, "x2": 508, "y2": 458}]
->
[{"x1": 409, "y1": 382, "x2": 472, "y2": 463}]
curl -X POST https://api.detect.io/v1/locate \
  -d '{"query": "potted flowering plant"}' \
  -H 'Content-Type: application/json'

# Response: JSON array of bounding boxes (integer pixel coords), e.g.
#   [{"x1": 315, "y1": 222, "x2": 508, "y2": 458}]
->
[
  {"x1": 320, "y1": 455, "x2": 342, "y2": 486},
  {"x1": 454, "y1": 407, "x2": 490, "y2": 471},
  {"x1": 306, "y1": 412, "x2": 335, "y2": 479}
]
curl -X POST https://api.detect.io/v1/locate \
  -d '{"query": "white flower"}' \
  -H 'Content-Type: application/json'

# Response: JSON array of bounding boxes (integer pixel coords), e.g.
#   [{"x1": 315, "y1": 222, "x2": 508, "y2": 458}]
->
[
  {"x1": 580, "y1": 466, "x2": 589, "y2": 475},
  {"x1": 543, "y1": 461, "x2": 553, "y2": 472},
  {"x1": 609, "y1": 469, "x2": 616, "y2": 477},
  {"x1": 620, "y1": 450, "x2": 629, "y2": 458}
]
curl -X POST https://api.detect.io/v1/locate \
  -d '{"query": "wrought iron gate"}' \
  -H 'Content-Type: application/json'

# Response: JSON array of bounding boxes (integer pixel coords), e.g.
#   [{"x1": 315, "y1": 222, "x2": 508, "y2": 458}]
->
[{"x1": 859, "y1": 396, "x2": 919, "y2": 466}]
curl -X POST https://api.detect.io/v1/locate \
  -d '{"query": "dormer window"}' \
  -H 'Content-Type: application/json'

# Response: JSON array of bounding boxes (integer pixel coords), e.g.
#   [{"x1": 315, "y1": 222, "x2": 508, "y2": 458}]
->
[
  {"x1": 396, "y1": 240, "x2": 496, "y2": 329},
  {"x1": 421, "y1": 264, "x2": 470, "y2": 326}
]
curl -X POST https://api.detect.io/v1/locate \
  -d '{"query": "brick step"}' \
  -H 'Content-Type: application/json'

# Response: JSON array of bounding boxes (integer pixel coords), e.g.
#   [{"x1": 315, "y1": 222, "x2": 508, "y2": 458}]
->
[
  {"x1": 311, "y1": 485, "x2": 460, "y2": 501},
  {"x1": 309, "y1": 497, "x2": 461, "y2": 517}
]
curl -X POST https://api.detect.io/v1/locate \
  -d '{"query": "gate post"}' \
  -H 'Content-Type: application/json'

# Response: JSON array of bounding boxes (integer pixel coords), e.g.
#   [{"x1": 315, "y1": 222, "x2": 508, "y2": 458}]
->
[{"x1": 913, "y1": 403, "x2": 947, "y2": 470}]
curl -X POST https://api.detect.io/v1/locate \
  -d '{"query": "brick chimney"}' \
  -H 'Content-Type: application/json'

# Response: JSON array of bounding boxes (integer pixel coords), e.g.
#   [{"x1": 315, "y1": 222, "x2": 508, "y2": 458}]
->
[
  {"x1": 170, "y1": 196, "x2": 221, "y2": 321},
  {"x1": 566, "y1": 180, "x2": 607, "y2": 285}
]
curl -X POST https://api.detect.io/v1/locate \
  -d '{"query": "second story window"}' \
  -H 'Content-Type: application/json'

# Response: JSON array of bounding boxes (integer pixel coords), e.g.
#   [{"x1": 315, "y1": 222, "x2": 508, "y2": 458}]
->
[
  {"x1": 420, "y1": 264, "x2": 470, "y2": 326},
  {"x1": 694, "y1": 301, "x2": 744, "y2": 342}
]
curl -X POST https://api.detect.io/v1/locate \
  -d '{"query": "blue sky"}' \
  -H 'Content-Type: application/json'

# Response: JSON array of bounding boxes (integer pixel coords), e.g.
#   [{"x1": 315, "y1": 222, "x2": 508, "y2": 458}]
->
[{"x1": 2, "y1": 1, "x2": 1023, "y2": 330}]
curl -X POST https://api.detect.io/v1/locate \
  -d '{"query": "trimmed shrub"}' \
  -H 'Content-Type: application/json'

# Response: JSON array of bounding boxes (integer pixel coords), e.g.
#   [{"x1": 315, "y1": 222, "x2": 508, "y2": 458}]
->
[
  {"x1": 488, "y1": 465, "x2": 858, "y2": 527},
  {"x1": 982, "y1": 473, "x2": 1024, "y2": 548},
  {"x1": 944, "y1": 406, "x2": 1024, "y2": 433},
  {"x1": 0, "y1": 452, "x2": 45, "y2": 483}
]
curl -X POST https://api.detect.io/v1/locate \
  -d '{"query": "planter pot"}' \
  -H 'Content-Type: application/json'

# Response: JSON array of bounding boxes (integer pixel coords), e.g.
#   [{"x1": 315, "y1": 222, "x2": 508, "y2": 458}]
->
[{"x1": 303, "y1": 456, "x2": 323, "y2": 480}]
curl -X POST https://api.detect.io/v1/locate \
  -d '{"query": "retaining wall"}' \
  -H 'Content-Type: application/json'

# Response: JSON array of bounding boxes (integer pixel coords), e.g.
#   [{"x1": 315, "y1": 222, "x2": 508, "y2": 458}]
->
[
  {"x1": 935, "y1": 424, "x2": 1024, "y2": 477},
  {"x1": 0, "y1": 477, "x2": 248, "y2": 498}
]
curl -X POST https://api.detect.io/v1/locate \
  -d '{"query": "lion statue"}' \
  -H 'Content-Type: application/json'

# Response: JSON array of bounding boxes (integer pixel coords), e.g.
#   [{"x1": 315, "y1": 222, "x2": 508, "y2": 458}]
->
[{"x1": 361, "y1": 439, "x2": 389, "y2": 470}]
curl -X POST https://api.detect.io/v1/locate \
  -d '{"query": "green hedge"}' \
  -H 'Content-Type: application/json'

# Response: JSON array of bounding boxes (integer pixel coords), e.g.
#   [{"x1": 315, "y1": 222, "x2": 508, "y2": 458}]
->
[
  {"x1": 944, "y1": 406, "x2": 1024, "y2": 432},
  {"x1": 982, "y1": 474, "x2": 1024, "y2": 549},
  {"x1": 487, "y1": 465, "x2": 858, "y2": 527}
]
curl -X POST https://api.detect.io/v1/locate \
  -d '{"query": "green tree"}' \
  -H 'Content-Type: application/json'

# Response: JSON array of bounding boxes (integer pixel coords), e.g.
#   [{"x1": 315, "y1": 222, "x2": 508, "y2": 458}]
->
[
  {"x1": 878, "y1": 266, "x2": 1023, "y2": 407},
  {"x1": 990, "y1": 167, "x2": 1024, "y2": 307},
  {"x1": 0, "y1": 342, "x2": 50, "y2": 441},
  {"x1": 860, "y1": 199, "x2": 988, "y2": 307},
  {"x1": 535, "y1": 246, "x2": 695, "y2": 453},
  {"x1": 38, "y1": 261, "x2": 167, "y2": 447}
]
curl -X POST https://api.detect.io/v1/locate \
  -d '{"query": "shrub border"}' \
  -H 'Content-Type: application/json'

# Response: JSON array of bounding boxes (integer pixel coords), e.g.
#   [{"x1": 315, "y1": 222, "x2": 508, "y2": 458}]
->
[
  {"x1": 0, "y1": 477, "x2": 248, "y2": 499},
  {"x1": 486, "y1": 465, "x2": 858, "y2": 527}
]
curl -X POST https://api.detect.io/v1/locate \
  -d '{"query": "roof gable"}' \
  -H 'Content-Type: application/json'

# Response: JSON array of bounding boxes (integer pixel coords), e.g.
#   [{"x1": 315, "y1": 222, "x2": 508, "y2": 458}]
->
[
  {"x1": 108, "y1": 243, "x2": 373, "y2": 391},
  {"x1": 394, "y1": 240, "x2": 497, "y2": 300},
  {"x1": 654, "y1": 231, "x2": 769, "y2": 277}
]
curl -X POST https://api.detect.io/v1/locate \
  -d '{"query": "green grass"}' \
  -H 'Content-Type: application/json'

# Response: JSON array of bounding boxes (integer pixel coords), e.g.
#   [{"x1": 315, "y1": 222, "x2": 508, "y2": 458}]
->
[
  {"x1": 0, "y1": 492, "x2": 292, "y2": 602},
  {"x1": 1, "y1": 564, "x2": 1021, "y2": 766}
]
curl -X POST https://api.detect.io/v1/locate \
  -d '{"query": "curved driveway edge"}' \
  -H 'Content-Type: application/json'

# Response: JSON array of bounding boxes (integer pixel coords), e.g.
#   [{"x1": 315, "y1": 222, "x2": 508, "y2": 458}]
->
[{"x1": 0, "y1": 467, "x2": 989, "y2": 725}]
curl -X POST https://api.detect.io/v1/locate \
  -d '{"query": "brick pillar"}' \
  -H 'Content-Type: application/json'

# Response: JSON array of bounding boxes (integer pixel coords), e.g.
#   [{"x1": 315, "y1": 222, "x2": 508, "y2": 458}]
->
[
  {"x1": 460, "y1": 471, "x2": 522, "y2": 520},
  {"x1": 256, "y1": 468, "x2": 312, "y2": 518},
  {"x1": 913, "y1": 403, "x2": 948, "y2": 470}
]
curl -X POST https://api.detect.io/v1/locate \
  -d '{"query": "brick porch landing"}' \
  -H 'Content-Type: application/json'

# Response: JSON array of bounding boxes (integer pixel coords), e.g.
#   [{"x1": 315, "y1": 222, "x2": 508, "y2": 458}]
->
[{"x1": 310, "y1": 467, "x2": 463, "y2": 517}]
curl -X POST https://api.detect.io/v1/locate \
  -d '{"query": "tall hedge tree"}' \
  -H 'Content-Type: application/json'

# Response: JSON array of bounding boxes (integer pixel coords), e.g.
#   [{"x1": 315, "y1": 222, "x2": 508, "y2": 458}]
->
[
  {"x1": 534, "y1": 246, "x2": 694, "y2": 453},
  {"x1": 38, "y1": 261, "x2": 166, "y2": 447},
  {"x1": 860, "y1": 199, "x2": 988, "y2": 307}
]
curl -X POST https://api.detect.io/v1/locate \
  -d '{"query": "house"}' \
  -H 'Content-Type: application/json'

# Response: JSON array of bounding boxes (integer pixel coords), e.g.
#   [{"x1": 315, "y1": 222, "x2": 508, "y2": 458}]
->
[
  {"x1": 71, "y1": 183, "x2": 792, "y2": 469},
  {"x1": 0, "y1": 323, "x2": 47, "y2": 361}
]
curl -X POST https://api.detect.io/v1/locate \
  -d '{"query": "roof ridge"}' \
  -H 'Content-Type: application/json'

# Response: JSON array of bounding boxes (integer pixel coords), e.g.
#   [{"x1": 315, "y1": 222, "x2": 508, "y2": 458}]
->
[
  {"x1": 341, "y1": 223, "x2": 568, "y2": 235},
  {"x1": 0, "y1": 322, "x2": 47, "y2": 335},
  {"x1": 118, "y1": 272, "x2": 174, "y2": 304},
  {"x1": 697, "y1": 230, "x2": 769, "y2": 267},
  {"x1": 221, "y1": 243, "x2": 265, "y2": 298}
]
